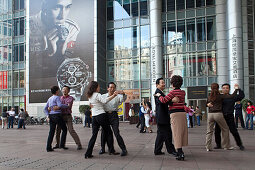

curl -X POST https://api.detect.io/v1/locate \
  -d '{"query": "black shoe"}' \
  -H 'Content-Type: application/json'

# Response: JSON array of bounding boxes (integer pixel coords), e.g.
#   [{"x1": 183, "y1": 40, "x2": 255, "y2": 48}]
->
[
  {"x1": 155, "y1": 151, "x2": 165, "y2": 155},
  {"x1": 213, "y1": 146, "x2": 222, "y2": 149},
  {"x1": 85, "y1": 154, "x2": 93, "y2": 159},
  {"x1": 46, "y1": 148, "x2": 54, "y2": 152},
  {"x1": 121, "y1": 150, "x2": 127, "y2": 156},
  {"x1": 176, "y1": 153, "x2": 185, "y2": 161},
  {"x1": 53, "y1": 146, "x2": 60, "y2": 149},
  {"x1": 239, "y1": 145, "x2": 245, "y2": 151},
  {"x1": 77, "y1": 145, "x2": 82, "y2": 150},
  {"x1": 99, "y1": 149, "x2": 105, "y2": 154},
  {"x1": 60, "y1": 147, "x2": 68, "y2": 150},
  {"x1": 109, "y1": 152, "x2": 120, "y2": 155},
  {"x1": 170, "y1": 151, "x2": 177, "y2": 157}
]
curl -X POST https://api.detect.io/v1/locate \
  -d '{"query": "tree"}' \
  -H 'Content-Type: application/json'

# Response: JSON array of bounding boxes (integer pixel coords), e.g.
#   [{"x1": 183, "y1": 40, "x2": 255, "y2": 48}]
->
[{"x1": 79, "y1": 105, "x2": 90, "y2": 114}]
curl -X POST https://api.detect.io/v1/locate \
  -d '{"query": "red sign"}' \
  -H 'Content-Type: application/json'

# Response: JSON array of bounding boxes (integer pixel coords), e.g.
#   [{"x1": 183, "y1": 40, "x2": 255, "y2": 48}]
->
[{"x1": 0, "y1": 71, "x2": 8, "y2": 89}]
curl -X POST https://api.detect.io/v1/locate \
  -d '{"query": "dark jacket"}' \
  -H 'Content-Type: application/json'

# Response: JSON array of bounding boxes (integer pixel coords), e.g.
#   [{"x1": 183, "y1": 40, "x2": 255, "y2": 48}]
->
[
  {"x1": 85, "y1": 110, "x2": 91, "y2": 117},
  {"x1": 222, "y1": 89, "x2": 245, "y2": 115},
  {"x1": 154, "y1": 88, "x2": 172, "y2": 125},
  {"x1": 234, "y1": 103, "x2": 242, "y2": 115}
]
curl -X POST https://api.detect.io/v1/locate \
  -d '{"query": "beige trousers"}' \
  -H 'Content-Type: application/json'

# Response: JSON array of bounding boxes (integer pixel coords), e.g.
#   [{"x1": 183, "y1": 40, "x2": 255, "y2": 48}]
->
[
  {"x1": 55, "y1": 114, "x2": 82, "y2": 147},
  {"x1": 205, "y1": 112, "x2": 230, "y2": 150}
]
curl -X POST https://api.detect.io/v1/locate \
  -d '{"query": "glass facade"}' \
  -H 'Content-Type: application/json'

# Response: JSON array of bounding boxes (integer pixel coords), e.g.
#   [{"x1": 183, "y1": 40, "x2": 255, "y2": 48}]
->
[
  {"x1": 106, "y1": 0, "x2": 150, "y2": 98},
  {"x1": 0, "y1": 0, "x2": 25, "y2": 113}
]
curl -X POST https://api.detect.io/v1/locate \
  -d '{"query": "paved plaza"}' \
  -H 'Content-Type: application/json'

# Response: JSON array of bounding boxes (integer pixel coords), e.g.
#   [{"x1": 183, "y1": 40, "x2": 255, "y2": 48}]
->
[{"x1": 0, "y1": 121, "x2": 254, "y2": 170}]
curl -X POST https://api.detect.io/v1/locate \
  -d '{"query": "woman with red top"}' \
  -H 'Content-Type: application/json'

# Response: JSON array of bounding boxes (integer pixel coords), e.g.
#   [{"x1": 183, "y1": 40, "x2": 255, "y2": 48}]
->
[
  {"x1": 246, "y1": 101, "x2": 255, "y2": 130},
  {"x1": 155, "y1": 75, "x2": 187, "y2": 161}
]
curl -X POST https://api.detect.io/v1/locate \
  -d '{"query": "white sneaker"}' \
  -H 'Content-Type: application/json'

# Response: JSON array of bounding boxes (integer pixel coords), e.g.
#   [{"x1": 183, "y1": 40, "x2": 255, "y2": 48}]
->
[
  {"x1": 206, "y1": 149, "x2": 212, "y2": 152},
  {"x1": 224, "y1": 147, "x2": 234, "y2": 150}
]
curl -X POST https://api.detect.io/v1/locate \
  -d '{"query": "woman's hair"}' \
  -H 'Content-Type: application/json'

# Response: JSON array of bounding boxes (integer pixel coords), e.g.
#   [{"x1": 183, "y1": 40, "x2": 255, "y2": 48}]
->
[
  {"x1": 209, "y1": 83, "x2": 220, "y2": 102},
  {"x1": 170, "y1": 75, "x2": 183, "y2": 88},
  {"x1": 146, "y1": 102, "x2": 152, "y2": 110},
  {"x1": 86, "y1": 81, "x2": 99, "y2": 98}
]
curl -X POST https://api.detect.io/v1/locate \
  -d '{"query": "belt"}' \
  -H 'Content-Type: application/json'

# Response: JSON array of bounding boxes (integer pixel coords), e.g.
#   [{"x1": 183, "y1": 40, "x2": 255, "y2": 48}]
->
[{"x1": 106, "y1": 111, "x2": 118, "y2": 114}]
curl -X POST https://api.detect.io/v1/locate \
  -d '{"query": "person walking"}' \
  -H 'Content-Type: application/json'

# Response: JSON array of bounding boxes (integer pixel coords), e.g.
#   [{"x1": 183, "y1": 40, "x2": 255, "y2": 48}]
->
[
  {"x1": 44, "y1": 86, "x2": 69, "y2": 152},
  {"x1": 1, "y1": 109, "x2": 8, "y2": 129},
  {"x1": 84, "y1": 81, "x2": 119, "y2": 159},
  {"x1": 214, "y1": 83, "x2": 245, "y2": 150},
  {"x1": 206, "y1": 83, "x2": 239, "y2": 152},
  {"x1": 7, "y1": 108, "x2": 15, "y2": 129},
  {"x1": 246, "y1": 101, "x2": 255, "y2": 130},
  {"x1": 84, "y1": 108, "x2": 92, "y2": 128},
  {"x1": 53, "y1": 86, "x2": 82, "y2": 150},
  {"x1": 188, "y1": 106, "x2": 194, "y2": 128},
  {"x1": 138, "y1": 103, "x2": 146, "y2": 133},
  {"x1": 144, "y1": 102, "x2": 153, "y2": 133},
  {"x1": 100, "y1": 82, "x2": 128, "y2": 156},
  {"x1": 194, "y1": 106, "x2": 202, "y2": 126},
  {"x1": 17, "y1": 109, "x2": 26, "y2": 129},
  {"x1": 155, "y1": 75, "x2": 188, "y2": 161},
  {"x1": 234, "y1": 101, "x2": 245, "y2": 129},
  {"x1": 154, "y1": 78, "x2": 178, "y2": 156}
]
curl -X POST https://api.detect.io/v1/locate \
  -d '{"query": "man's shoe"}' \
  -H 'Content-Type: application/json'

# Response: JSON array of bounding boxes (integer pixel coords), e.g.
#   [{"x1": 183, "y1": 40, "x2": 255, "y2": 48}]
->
[
  {"x1": 213, "y1": 146, "x2": 222, "y2": 149},
  {"x1": 121, "y1": 150, "x2": 127, "y2": 156},
  {"x1": 60, "y1": 146, "x2": 69, "y2": 150},
  {"x1": 77, "y1": 145, "x2": 82, "y2": 150},
  {"x1": 99, "y1": 149, "x2": 105, "y2": 154},
  {"x1": 109, "y1": 152, "x2": 120, "y2": 155},
  {"x1": 170, "y1": 151, "x2": 177, "y2": 157},
  {"x1": 46, "y1": 148, "x2": 54, "y2": 152},
  {"x1": 85, "y1": 154, "x2": 93, "y2": 159},
  {"x1": 239, "y1": 145, "x2": 245, "y2": 151},
  {"x1": 155, "y1": 151, "x2": 165, "y2": 155},
  {"x1": 53, "y1": 145, "x2": 60, "y2": 149}
]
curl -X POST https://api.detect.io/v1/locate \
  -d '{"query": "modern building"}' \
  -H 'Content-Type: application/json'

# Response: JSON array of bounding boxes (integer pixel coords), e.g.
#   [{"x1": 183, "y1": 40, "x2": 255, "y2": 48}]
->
[{"x1": 0, "y1": 0, "x2": 254, "y2": 116}]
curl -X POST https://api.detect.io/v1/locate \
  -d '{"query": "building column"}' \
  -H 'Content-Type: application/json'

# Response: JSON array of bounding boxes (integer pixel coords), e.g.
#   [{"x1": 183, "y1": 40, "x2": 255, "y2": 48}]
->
[
  {"x1": 216, "y1": 0, "x2": 228, "y2": 87},
  {"x1": 150, "y1": 0, "x2": 163, "y2": 110},
  {"x1": 227, "y1": 0, "x2": 244, "y2": 90}
]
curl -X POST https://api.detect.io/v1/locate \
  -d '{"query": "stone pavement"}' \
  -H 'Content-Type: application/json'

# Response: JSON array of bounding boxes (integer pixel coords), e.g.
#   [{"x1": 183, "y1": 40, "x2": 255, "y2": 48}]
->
[{"x1": 0, "y1": 121, "x2": 254, "y2": 170}]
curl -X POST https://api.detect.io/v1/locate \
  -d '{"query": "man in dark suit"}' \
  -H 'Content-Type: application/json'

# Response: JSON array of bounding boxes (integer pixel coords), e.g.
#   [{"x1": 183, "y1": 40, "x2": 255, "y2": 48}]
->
[{"x1": 154, "y1": 78, "x2": 178, "y2": 156}]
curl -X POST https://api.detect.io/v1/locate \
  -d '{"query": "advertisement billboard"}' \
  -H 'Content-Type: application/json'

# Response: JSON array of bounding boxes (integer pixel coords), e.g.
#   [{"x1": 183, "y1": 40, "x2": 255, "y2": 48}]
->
[{"x1": 29, "y1": 0, "x2": 94, "y2": 103}]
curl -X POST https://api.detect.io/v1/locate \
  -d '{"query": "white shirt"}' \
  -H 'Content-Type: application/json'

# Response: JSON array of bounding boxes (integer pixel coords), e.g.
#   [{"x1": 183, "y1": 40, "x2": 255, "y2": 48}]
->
[
  {"x1": 89, "y1": 92, "x2": 111, "y2": 116},
  {"x1": 7, "y1": 111, "x2": 15, "y2": 116},
  {"x1": 102, "y1": 93, "x2": 127, "y2": 112}
]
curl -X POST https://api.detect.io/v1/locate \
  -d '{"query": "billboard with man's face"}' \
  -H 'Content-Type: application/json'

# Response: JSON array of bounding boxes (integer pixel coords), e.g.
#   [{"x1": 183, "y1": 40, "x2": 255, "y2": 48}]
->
[{"x1": 29, "y1": 0, "x2": 94, "y2": 103}]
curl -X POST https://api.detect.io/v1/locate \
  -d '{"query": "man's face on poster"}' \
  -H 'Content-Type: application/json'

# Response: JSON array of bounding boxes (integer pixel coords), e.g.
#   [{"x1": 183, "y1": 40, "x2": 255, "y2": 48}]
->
[{"x1": 45, "y1": 0, "x2": 72, "y2": 27}]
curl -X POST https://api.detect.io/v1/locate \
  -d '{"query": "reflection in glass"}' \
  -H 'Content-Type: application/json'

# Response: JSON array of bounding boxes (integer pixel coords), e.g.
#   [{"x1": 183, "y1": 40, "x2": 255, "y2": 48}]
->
[
  {"x1": 141, "y1": 25, "x2": 150, "y2": 48},
  {"x1": 132, "y1": 26, "x2": 139, "y2": 48},
  {"x1": 14, "y1": 44, "x2": 18, "y2": 62},
  {"x1": 20, "y1": 71, "x2": 24, "y2": 88},
  {"x1": 197, "y1": 52, "x2": 206, "y2": 76},
  {"x1": 107, "y1": 61, "x2": 115, "y2": 82},
  {"x1": 197, "y1": 18, "x2": 206, "y2": 41},
  {"x1": 207, "y1": 51, "x2": 217, "y2": 76},
  {"x1": 168, "y1": 54, "x2": 185, "y2": 78},
  {"x1": 123, "y1": 27, "x2": 132, "y2": 50},
  {"x1": 20, "y1": 18, "x2": 24, "y2": 35},
  {"x1": 123, "y1": 0, "x2": 131, "y2": 19},
  {"x1": 107, "y1": 1, "x2": 114, "y2": 20},
  {"x1": 114, "y1": 29, "x2": 122, "y2": 50},
  {"x1": 187, "y1": 53, "x2": 196, "y2": 77},
  {"x1": 167, "y1": 21, "x2": 176, "y2": 45},
  {"x1": 176, "y1": 0, "x2": 185, "y2": 10},
  {"x1": 207, "y1": 16, "x2": 216, "y2": 40},
  {"x1": 141, "y1": 57, "x2": 150, "y2": 79},
  {"x1": 177, "y1": 20, "x2": 186, "y2": 52},
  {"x1": 19, "y1": 44, "x2": 24, "y2": 61},
  {"x1": 206, "y1": 0, "x2": 215, "y2": 6},
  {"x1": 196, "y1": 0, "x2": 205, "y2": 7},
  {"x1": 162, "y1": 22, "x2": 167, "y2": 46},
  {"x1": 187, "y1": 0, "x2": 195, "y2": 8},
  {"x1": 140, "y1": 0, "x2": 148, "y2": 16},
  {"x1": 162, "y1": 0, "x2": 166, "y2": 12},
  {"x1": 114, "y1": 0, "x2": 123, "y2": 20},
  {"x1": 187, "y1": 19, "x2": 195, "y2": 43},
  {"x1": 167, "y1": 0, "x2": 175, "y2": 11},
  {"x1": 13, "y1": 72, "x2": 19, "y2": 88},
  {"x1": 131, "y1": 0, "x2": 138, "y2": 17},
  {"x1": 114, "y1": 58, "x2": 140, "y2": 81},
  {"x1": 107, "y1": 30, "x2": 114, "y2": 50}
]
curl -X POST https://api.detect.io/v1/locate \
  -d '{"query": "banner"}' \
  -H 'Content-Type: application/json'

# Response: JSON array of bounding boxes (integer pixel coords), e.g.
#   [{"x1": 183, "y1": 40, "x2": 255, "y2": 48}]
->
[
  {"x1": 118, "y1": 102, "x2": 124, "y2": 116},
  {"x1": 0, "y1": 71, "x2": 8, "y2": 89},
  {"x1": 29, "y1": 0, "x2": 94, "y2": 103}
]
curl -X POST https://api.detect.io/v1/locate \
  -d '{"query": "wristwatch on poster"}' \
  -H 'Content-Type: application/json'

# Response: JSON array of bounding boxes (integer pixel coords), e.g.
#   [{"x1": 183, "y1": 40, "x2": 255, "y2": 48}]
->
[{"x1": 57, "y1": 58, "x2": 92, "y2": 101}]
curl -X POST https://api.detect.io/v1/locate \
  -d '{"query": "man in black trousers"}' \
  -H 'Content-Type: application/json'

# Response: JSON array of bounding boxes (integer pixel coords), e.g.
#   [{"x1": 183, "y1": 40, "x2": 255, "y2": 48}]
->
[
  {"x1": 214, "y1": 83, "x2": 245, "y2": 150},
  {"x1": 154, "y1": 78, "x2": 178, "y2": 156}
]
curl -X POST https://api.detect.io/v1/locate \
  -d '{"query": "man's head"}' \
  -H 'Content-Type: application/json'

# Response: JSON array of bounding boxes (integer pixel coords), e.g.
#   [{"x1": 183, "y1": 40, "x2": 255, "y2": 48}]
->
[
  {"x1": 107, "y1": 82, "x2": 116, "y2": 95},
  {"x1": 62, "y1": 86, "x2": 70, "y2": 96},
  {"x1": 42, "y1": 0, "x2": 72, "y2": 27},
  {"x1": 51, "y1": 86, "x2": 60, "y2": 95},
  {"x1": 156, "y1": 78, "x2": 165, "y2": 91},
  {"x1": 222, "y1": 83, "x2": 230, "y2": 95}
]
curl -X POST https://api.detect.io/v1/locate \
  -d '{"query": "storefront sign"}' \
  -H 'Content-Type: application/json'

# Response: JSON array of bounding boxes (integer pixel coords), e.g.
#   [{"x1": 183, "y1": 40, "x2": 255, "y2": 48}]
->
[{"x1": 187, "y1": 86, "x2": 208, "y2": 99}]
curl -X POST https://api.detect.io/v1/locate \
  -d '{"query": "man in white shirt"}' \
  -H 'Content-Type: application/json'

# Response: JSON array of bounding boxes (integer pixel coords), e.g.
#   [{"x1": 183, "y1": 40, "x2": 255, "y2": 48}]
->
[
  {"x1": 7, "y1": 108, "x2": 16, "y2": 129},
  {"x1": 100, "y1": 82, "x2": 128, "y2": 156}
]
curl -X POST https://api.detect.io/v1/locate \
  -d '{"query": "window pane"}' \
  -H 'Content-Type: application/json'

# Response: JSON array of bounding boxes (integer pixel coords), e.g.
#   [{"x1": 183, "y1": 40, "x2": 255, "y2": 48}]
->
[
  {"x1": 187, "y1": 53, "x2": 196, "y2": 76},
  {"x1": 107, "y1": 1, "x2": 114, "y2": 20},
  {"x1": 206, "y1": 0, "x2": 215, "y2": 6},
  {"x1": 176, "y1": 0, "x2": 185, "y2": 10},
  {"x1": 132, "y1": 26, "x2": 139, "y2": 48},
  {"x1": 114, "y1": 0, "x2": 123, "y2": 20},
  {"x1": 207, "y1": 51, "x2": 217, "y2": 75},
  {"x1": 131, "y1": 0, "x2": 138, "y2": 17},
  {"x1": 123, "y1": 0, "x2": 131, "y2": 18},
  {"x1": 186, "y1": 0, "x2": 195, "y2": 8},
  {"x1": 20, "y1": 0, "x2": 24, "y2": 9},
  {"x1": 141, "y1": 57, "x2": 150, "y2": 79},
  {"x1": 187, "y1": 19, "x2": 195, "y2": 43},
  {"x1": 162, "y1": 22, "x2": 167, "y2": 46},
  {"x1": 197, "y1": 52, "x2": 206, "y2": 76},
  {"x1": 14, "y1": 45, "x2": 19, "y2": 62},
  {"x1": 123, "y1": 27, "x2": 132, "y2": 49},
  {"x1": 20, "y1": 18, "x2": 24, "y2": 35},
  {"x1": 207, "y1": 16, "x2": 216, "y2": 40},
  {"x1": 140, "y1": 0, "x2": 148, "y2": 16},
  {"x1": 107, "y1": 61, "x2": 115, "y2": 82},
  {"x1": 19, "y1": 44, "x2": 24, "y2": 61},
  {"x1": 197, "y1": 18, "x2": 206, "y2": 41},
  {"x1": 107, "y1": 30, "x2": 114, "y2": 50},
  {"x1": 177, "y1": 20, "x2": 186, "y2": 52},
  {"x1": 14, "y1": 0, "x2": 19, "y2": 10},
  {"x1": 13, "y1": 72, "x2": 19, "y2": 88},
  {"x1": 162, "y1": 0, "x2": 166, "y2": 12},
  {"x1": 20, "y1": 71, "x2": 24, "y2": 88},
  {"x1": 114, "y1": 29, "x2": 123, "y2": 50},
  {"x1": 167, "y1": 21, "x2": 176, "y2": 45},
  {"x1": 141, "y1": 25, "x2": 150, "y2": 48},
  {"x1": 167, "y1": 0, "x2": 175, "y2": 11},
  {"x1": 14, "y1": 19, "x2": 19, "y2": 36},
  {"x1": 196, "y1": 0, "x2": 205, "y2": 7}
]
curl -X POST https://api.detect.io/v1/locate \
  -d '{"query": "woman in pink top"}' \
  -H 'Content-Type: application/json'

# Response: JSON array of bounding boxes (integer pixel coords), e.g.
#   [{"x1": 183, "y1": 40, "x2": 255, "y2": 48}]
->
[{"x1": 246, "y1": 101, "x2": 255, "y2": 130}]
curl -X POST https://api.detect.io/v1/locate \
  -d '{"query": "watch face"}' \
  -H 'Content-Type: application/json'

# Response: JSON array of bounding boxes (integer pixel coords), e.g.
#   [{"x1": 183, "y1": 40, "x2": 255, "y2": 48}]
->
[
  {"x1": 57, "y1": 59, "x2": 90, "y2": 88},
  {"x1": 57, "y1": 25, "x2": 69, "y2": 41}
]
